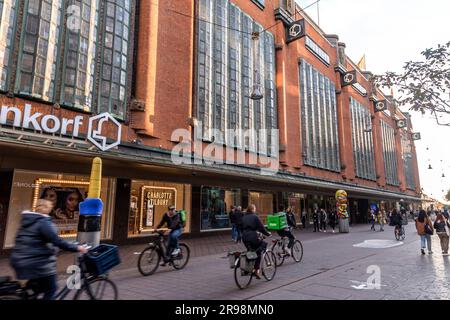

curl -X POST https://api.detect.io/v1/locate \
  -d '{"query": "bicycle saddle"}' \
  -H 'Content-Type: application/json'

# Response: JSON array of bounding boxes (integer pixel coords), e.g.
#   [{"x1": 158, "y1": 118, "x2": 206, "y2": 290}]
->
[{"x1": 0, "y1": 276, "x2": 11, "y2": 285}]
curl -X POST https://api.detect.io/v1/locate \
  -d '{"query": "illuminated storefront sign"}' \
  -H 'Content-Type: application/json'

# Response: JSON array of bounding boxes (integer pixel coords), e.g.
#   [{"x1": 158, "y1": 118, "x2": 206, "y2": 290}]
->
[
  {"x1": 140, "y1": 187, "x2": 177, "y2": 231},
  {"x1": 0, "y1": 104, "x2": 121, "y2": 151}
]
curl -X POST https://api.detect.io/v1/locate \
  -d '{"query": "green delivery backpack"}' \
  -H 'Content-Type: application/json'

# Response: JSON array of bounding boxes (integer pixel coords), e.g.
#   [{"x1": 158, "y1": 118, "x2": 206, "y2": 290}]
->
[{"x1": 179, "y1": 210, "x2": 187, "y2": 227}]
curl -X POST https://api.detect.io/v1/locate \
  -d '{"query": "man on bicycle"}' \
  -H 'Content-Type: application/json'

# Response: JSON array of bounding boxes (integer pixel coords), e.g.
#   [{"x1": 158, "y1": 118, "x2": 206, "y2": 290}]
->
[
  {"x1": 157, "y1": 205, "x2": 183, "y2": 265},
  {"x1": 242, "y1": 204, "x2": 271, "y2": 279},
  {"x1": 276, "y1": 207, "x2": 296, "y2": 256},
  {"x1": 390, "y1": 209, "x2": 403, "y2": 236}
]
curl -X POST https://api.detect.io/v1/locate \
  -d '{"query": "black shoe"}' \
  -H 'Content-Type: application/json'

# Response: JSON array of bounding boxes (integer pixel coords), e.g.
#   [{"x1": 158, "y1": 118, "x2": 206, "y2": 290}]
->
[{"x1": 421, "y1": 249, "x2": 425, "y2": 255}]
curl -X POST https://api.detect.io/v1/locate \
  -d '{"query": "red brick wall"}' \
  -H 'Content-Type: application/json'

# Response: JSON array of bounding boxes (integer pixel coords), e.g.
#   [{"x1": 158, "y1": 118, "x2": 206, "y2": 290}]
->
[{"x1": 0, "y1": 0, "x2": 421, "y2": 198}]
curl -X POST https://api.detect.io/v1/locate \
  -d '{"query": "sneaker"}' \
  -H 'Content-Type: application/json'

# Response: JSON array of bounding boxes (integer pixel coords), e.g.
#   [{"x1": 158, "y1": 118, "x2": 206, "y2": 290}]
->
[
  {"x1": 171, "y1": 248, "x2": 181, "y2": 256},
  {"x1": 429, "y1": 251, "x2": 433, "y2": 255},
  {"x1": 421, "y1": 249, "x2": 425, "y2": 255}
]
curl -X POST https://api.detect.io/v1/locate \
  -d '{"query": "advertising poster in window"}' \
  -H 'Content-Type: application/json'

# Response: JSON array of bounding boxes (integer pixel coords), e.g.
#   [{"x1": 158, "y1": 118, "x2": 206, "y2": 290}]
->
[
  {"x1": 140, "y1": 187, "x2": 177, "y2": 232},
  {"x1": 36, "y1": 183, "x2": 88, "y2": 237}
]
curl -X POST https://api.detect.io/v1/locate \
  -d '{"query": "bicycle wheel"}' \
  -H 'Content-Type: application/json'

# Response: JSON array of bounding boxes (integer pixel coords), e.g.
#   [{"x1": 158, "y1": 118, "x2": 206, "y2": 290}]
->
[
  {"x1": 74, "y1": 277, "x2": 118, "y2": 300},
  {"x1": 261, "y1": 251, "x2": 277, "y2": 281},
  {"x1": 271, "y1": 240, "x2": 286, "y2": 267},
  {"x1": 172, "y1": 244, "x2": 190, "y2": 270},
  {"x1": 234, "y1": 257, "x2": 253, "y2": 290},
  {"x1": 291, "y1": 240, "x2": 304, "y2": 263},
  {"x1": 138, "y1": 245, "x2": 161, "y2": 276}
]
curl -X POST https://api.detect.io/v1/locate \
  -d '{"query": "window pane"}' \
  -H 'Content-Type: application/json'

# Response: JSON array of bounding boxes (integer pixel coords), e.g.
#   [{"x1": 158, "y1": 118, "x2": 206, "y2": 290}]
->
[
  {"x1": 97, "y1": 0, "x2": 132, "y2": 117},
  {"x1": 60, "y1": 0, "x2": 99, "y2": 110},
  {"x1": 17, "y1": 0, "x2": 63, "y2": 101}
]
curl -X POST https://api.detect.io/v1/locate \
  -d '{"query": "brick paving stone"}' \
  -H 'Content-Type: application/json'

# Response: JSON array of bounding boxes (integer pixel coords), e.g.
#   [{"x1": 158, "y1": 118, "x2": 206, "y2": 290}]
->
[{"x1": 4, "y1": 223, "x2": 450, "y2": 300}]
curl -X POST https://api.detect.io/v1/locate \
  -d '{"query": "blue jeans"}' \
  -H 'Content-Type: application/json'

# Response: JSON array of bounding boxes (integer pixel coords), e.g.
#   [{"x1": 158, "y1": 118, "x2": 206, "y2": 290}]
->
[
  {"x1": 420, "y1": 234, "x2": 432, "y2": 252},
  {"x1": 231, "y1": 224, "x2": 239, "y2": 241},
  {"x1": 168, "y1": 228, "x2": 182, "y2": 253}
]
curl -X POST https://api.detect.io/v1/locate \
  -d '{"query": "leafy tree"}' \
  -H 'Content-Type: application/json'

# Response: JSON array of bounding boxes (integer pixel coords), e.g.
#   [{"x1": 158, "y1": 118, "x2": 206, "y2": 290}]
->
[
  {"x1": 375, "y1": 41, "x2": 450, "y2": 126},
  {"x1": 446, "y1": 189, "x2": 450, "y2": 202}
]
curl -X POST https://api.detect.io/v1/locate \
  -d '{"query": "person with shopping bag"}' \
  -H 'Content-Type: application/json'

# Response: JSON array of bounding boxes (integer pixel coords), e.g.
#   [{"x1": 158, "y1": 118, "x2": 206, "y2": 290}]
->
[
  {"x1": 415, "y1": 210, "x2": 434, "y2": 255},
  {"x1": 433, "y1": 213, "x2": 450, "y2": 255}
]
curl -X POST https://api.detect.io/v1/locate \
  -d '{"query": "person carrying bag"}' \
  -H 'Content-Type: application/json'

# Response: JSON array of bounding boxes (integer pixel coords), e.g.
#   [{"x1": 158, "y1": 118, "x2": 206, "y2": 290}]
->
[
  {"x1": 416, "y1": 210, "x2": 434, "y2": 255},
  {"x1": 434, "y1": 213, "x2": 450, "y2": 255}
]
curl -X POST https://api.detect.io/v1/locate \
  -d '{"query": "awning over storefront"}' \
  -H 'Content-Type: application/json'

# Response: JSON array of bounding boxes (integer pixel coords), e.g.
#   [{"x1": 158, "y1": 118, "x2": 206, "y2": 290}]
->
[{"x1": 0, "y1": 136, "x2": 421, "y2": 203}]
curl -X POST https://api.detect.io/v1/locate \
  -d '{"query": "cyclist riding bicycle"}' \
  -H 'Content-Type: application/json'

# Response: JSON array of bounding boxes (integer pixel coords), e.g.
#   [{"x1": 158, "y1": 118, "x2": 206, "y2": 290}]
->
[
  {"x1": 9, "y1": 199, "x2": 88, "y2": 300},
  {"x1": 156, "y1": 205, "x2": 183, "y2": 266},
  {"x1": 275, "y1": 207, "x2": 296, "y2": 256},
  {"x1": 241, "y1": 204, "x2": 271, "y2": 280},
  {"x1": 390, "y1": 209, "x2": 403, "y2": 235}
]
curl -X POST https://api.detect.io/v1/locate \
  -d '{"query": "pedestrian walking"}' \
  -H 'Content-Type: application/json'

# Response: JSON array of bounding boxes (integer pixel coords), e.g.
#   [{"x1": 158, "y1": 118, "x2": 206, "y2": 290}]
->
[
  {"x1": 370, "y1": 210, "x2": 376, "y2": 231},
  {"x1": 319, "y1": 209, "x2": 327, "y2": 232},
  {"x1": 378, "y1": 210, "x2": 386, "y2": 232},
  {"x1": 313, "y1": 209, "x2": 319, "y2": 232},
  {"x1": 235, "y1": 206, "x2": 243, "y2": 243},
  {"x1": 329, "y1": 209, "x2": 337, "y2": 233},
  {"x1": 433, "y1": 213, "x2": 450, "y2": 255},
  {"x1": 229, "y1": 206, "x2": 237, "y2": 242},
  {"x1": 286, "y1": 207, "x2": 297, "y2": 229},
  {"x1": 415, "y1": 210, "x2": 434, "y2": 255},
  {"x1": 301, "y1": 210, "x2": 307, "y2": 229}
]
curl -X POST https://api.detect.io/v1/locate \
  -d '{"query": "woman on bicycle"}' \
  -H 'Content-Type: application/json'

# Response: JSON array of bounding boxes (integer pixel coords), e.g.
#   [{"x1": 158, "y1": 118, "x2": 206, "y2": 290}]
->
[
  {"x1": 241, "y1": 204, "x2": 271, "y2": 279},
  {"x1": 10, "y1": 199, "x2": 88, "y2": 300}
]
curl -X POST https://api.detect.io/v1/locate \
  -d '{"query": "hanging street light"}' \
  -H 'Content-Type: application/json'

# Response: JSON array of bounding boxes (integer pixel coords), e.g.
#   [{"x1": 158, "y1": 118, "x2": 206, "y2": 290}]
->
[{"x1": 250, "y1": 31, "x2": 263, "y2": 101}]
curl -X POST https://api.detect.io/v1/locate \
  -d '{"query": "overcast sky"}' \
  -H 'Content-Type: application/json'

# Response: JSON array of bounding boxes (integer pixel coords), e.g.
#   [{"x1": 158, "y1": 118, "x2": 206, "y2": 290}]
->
[{"x1": 296, "y1": 0, "x2": 450, "y2": 202}]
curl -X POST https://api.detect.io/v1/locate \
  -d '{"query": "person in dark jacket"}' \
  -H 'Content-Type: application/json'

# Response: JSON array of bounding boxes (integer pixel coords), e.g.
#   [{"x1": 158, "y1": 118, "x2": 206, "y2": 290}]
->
[
  {"x1": 313, "y1": 209, "x2": 319, "y2": 232},
  {"x1": 229, "y1": 206, "x2": 238, "y2": 242},
  {"x1": 157, "y1": 205, "x2": 183, "y2": 264},
  {"x1": 434, "y1": 213, "x2": 450, "y2": 254},
  {"x1": 10, "y1": 199, "x2": 87, "y2": 300},
  {"x1": 276, "y1": 207, "x2": 296, "y2": 256},
  {"x1": 319, "y1": 209, "x2": 327, "y2": 232},
  {"x1": 301, "y1": 211, "x2": 307, "y2": 229},
  {"x1": 234, "y1": 206, "x2": 244, "y2": 243},
  {"x1": 241, "y1": 204, "x2": 271, "y2": 279},
  {"x1": 286, "y1": 207, "x2": 297, "y2": 229},
  {"x1": 328, "y1": 209, "x2": 337, "y2": 233}
]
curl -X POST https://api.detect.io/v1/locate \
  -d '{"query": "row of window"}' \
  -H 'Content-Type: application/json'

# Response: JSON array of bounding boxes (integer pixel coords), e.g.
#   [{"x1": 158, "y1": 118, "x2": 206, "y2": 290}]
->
[
  {"x1": 0, "y1": 0, "x2": 133, "y2": 118},
  {"x1": 381, "y1": 120, "x2": 400, "y2": 186},
  {"x1": 299, "y1": 60, "x2": 340, "y2": 172},
  {"x1": 196, "y1": 0, "x2": 277, "y2": 155},
  {"x1": 305, "y1": 37, "x2": 330, "y2": 66},
  {"x1": 350, "y1": 97, "x2": 376, "y2": 181},
  {"x1": 401, "y1": 133, "x2": 416, "y2": 190}
]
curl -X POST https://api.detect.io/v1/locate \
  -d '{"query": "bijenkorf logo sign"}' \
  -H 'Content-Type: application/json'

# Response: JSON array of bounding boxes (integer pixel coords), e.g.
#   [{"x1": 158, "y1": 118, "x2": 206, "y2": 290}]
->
[
  {"x1": 87, "y1": 113, "x2": 122, "y2": 151},
  {"x1": 0, "y1": 104, "x2": 121, "y2": 152}
]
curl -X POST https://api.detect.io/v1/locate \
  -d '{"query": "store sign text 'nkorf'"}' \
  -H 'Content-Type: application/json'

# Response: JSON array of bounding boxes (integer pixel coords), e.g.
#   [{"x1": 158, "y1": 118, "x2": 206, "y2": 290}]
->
[{"x1": 0, "y1": 104, "x2": 121, "y2": 151}]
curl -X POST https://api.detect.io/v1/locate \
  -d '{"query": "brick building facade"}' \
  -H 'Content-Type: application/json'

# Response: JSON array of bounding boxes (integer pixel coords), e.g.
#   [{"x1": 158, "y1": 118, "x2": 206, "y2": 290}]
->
[{"x1": 0, "y1": 0, "x2": 421, "y2": 253}]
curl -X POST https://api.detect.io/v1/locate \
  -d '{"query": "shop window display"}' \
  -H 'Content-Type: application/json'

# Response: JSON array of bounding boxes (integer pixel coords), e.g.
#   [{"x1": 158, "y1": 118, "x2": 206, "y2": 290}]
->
[
  {"x1": 200, "y1": 187, "x2": 240, "y2": 231},
  {"x1": 3, "y1": 170, "x2": 115, "y2": 249},
  {"x1": 248, "y1": 191, "x2": 273, "y2": 225},
  {"x1": 128, "y1": 180, "x2": 191, "y2": 237}
]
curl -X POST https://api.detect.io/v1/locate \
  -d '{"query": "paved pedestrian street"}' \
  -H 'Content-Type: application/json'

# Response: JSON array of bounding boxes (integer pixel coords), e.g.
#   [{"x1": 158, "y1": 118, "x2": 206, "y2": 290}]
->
[{"x1": 2, "y1": 222, "x2": 446, "y2": 300}]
